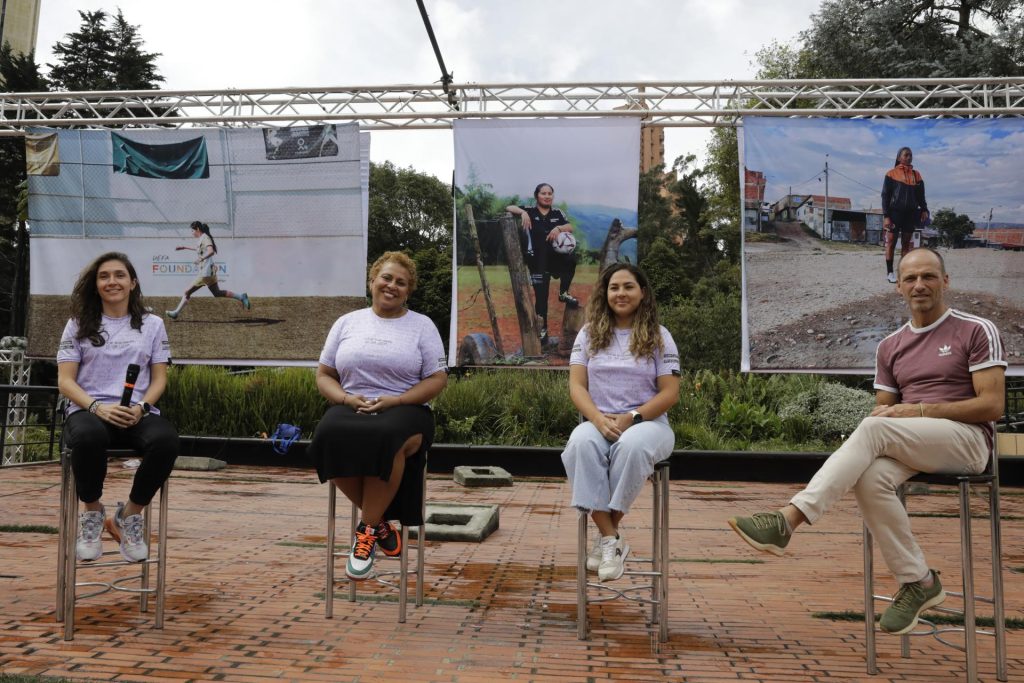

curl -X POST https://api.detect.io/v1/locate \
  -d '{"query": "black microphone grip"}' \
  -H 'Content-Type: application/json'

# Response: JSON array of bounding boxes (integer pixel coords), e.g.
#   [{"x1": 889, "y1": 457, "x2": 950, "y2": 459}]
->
[{"x1": 120, "y1": 363, "x2": 141, "y2": 407}]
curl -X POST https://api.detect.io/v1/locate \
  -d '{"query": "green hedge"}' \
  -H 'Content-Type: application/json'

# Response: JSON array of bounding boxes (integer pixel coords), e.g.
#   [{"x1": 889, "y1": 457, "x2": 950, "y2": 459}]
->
[{"x1": 161, "y1": 366, "x2": 868, "y2": 451}]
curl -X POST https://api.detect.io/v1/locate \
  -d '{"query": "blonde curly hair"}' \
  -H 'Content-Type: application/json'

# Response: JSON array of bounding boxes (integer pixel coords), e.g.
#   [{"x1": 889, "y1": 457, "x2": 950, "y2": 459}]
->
[{"x1": 368, "y1": 251, "x2": 418, "y2": 294}]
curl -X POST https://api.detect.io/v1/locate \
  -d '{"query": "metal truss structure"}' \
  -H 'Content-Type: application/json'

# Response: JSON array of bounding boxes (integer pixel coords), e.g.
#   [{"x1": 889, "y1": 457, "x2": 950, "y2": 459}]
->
[
  {"x1": 2, "y1": 78, "x2": 1024, "y2": 132},
  {"x1": 2, "y1": 349, "x2": 31, "y2": 465}
]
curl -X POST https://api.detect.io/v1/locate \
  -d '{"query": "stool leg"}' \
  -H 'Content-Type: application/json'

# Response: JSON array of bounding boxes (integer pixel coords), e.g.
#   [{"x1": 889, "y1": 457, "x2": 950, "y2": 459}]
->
[
  {"x1": 864, "y1": 524, "x2": 877, "y2": 675},
  {"x1": 326, "y1": 484, "x2": 336, "y2": 618},
  {"x1": 989, "y1": 481, "x2": 1007, "y2": 682},
  {"x1": 399, "y1": 524, "x2": 409, "y2": 623},
  {"x1": 56, "y1": 449, "x2": 70, "y2": 622},
  {"x1": 155, "y1": 482, "x2": 168, "y2": 629},
  {"x1": 577, "y1": 509, "x2": 588, "y2": 640},
  {"x1": 140, "y1": 502, "x2": 152, "y2": 613},
  {"x1": 416, "y1": 459, "x2": 427, "y2": 607},
  {"x1": 959, "y1": 481, "x2": 978, "y2": 683},
  {"x1": 348, "y1": 502, "x2": 357, "y2": 602},
  {"x1": 650, "y1": 474, "x2": 660, "y2": 629},
  {"x1": 898, "y1": 485, "x2": 910, "y2": 659},
  {"x1": 658, "y1": 468, "x2": 669, "y2": 642},
  {"x1": 63, "y1": 462, "x2": 78, "y2": 641}
]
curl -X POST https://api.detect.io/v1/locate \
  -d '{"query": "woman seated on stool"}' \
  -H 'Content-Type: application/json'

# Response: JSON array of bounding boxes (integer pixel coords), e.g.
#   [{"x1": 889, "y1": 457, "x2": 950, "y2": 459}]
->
[
  {"x1": 308, "y1": 251, "x2": 447, "y2": 580},
  {"x1": 561, "y1": 263, "x2": 679, "y2": 582},
  {"x1": 57, "y1": 252, "x2": 179, "y2": 563}
]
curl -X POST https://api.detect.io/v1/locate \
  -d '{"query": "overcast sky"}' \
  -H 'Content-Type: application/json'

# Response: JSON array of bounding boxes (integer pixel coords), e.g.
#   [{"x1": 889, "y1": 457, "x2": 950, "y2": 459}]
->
[
  {"x1": 34, "y1": 0, "x2": 825, "y2": 180},
  {"x1": 744, "y1": 118, "x2": 1024, "y2": 224}
]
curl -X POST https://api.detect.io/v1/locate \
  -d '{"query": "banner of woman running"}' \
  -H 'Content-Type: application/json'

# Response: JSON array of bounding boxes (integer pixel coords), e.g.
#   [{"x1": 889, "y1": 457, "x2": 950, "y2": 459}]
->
[
  {"x1": 740, "y1": 117, "x2": 1024, "y2": 373},
  {"x1": 451, "y1": 118, "x2": 641, "y2": 367},
  {"x1": 25, "y1": 124, "x2": 370, "y2": 364}
]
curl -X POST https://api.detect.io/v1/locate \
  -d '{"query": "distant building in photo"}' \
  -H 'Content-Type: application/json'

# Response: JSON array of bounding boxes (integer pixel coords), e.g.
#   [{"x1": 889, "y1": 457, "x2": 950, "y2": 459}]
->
[
  {"x1": 743, "y1": 168, "x2": 767, "y2": 232},
  {"x1": 0, "y1": 0, "x2": 42, "y2": 59}
]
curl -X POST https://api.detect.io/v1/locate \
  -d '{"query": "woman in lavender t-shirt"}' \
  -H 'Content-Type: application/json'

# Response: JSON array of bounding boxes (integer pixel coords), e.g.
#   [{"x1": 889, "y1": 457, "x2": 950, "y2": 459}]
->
[
  {"x1": 307, "y1": 251, "x2": 448, "y2": 581},
  {"x1": 561, "y1": 264, "x2": 680, "y2": 582},
  {"x1": 57, "y1": 252, "x2": 178, "y2": 565}
]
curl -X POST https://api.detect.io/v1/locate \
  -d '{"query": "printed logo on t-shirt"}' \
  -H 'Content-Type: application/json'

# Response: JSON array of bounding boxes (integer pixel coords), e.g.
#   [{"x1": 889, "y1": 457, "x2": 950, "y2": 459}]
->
[
  {"x1": 161, "y1": 340, "x2": 171, "y2": 351},
  {"x1": 938, "y1": 344, "x2": 952, "y2": 357},
  {"x1": 58, "y1": 340, "x2": 74, "y2": 351}
]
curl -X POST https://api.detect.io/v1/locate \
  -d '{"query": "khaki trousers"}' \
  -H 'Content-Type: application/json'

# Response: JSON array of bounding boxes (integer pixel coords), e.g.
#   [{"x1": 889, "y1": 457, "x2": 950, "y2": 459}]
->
[{"x1": 790, "y1": 416, "x2": 988, "y2": 584}]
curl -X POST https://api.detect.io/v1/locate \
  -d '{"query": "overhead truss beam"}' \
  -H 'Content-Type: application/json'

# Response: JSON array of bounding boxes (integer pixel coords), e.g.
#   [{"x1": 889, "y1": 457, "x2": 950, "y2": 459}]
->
[{"x1": 2, "y1": 78, "x2": 1024, "y2": 131}]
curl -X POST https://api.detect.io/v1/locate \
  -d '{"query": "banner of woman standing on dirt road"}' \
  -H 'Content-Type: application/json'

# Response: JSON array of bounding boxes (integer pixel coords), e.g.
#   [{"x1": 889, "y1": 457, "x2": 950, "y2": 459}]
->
[
  {"x1": 25, "y1": 124, "x2": 369, "y2": 365},
  {"x1": 451, "y1": 118, "x2": 641, "y2": 367},
  {"x1": 740, "y1": 116, "x2": 1024, "y2": 374}
]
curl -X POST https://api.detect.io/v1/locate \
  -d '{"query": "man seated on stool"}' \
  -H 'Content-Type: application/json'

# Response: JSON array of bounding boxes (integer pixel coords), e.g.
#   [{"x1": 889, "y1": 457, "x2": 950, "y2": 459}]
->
[{"x1": 729, "y1": 247, "x2": 1006, "y2": 634}]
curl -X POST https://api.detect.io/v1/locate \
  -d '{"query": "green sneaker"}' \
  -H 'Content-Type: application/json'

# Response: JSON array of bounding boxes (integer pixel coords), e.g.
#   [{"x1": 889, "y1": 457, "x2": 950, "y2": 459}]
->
[
  {"x1": 728, "y1": 511, "x2": 791, "y2": 556},
  {"x1": 879, "y1": 570, "x2": 945, "y2": 634}
]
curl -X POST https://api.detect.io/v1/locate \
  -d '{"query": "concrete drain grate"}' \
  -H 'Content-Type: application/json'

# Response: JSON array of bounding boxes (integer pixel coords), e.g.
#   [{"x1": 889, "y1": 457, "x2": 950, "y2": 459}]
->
[
  {"x1": 453, "y1": 465, "x2": 513, "y2": 487},
  {"x1": 409, "y1": 503, "x2": 499, "y2": 542}
]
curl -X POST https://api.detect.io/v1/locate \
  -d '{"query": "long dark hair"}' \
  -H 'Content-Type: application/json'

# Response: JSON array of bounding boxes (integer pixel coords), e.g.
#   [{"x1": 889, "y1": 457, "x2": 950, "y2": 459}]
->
[
  {"x1": 894, "y1": 146, "x2": 913, "y2": 167},
  {"x1": 191, "y1": 220, "x2": 217, "y2": 254},
  {"x1": 584, "y1": 263, "x2": 663, "y2": 358},
  {"x1": 70, "y1": 252, "x2": 146, "y2": 346}
]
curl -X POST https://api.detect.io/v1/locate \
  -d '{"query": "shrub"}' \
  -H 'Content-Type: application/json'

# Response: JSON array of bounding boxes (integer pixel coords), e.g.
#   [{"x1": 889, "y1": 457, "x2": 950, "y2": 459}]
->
[{"x1": 778, "y1": 382, "x2": 874, "y2": 440}]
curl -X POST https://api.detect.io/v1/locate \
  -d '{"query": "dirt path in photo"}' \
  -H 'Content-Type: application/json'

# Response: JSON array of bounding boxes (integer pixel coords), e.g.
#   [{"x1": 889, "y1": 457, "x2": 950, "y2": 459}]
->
[{"x1": 745, "y1": 222, "x2": 1024, "y2": 370}]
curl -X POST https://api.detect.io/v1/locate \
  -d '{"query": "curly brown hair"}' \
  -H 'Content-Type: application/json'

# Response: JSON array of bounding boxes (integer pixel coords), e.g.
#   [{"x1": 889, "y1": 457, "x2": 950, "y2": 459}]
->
[
  {"x1": 69, "y1": 252, "x2": 146, "y2": 347},
  {"x1": 368, "y1": 251, "x2": 418, "y2": 294},
  {"x1": 584, "y1": 263, "x2": 663, "y2": 358}
]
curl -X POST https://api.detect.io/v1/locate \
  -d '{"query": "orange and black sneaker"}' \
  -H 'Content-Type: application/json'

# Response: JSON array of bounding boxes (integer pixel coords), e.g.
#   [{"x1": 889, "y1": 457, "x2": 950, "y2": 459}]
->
[
  {"x1": 375, "y1": 520, "x2": 402, "y2": 557},
  {"x1": 346, "y1": 521, "x2": 377, "y2": 580}
]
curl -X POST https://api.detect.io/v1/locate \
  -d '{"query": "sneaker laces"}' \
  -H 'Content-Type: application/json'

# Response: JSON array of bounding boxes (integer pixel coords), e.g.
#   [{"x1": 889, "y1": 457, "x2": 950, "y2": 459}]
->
[
  {"x1": 120, "y1": 513, "x2": 145, "y2": 547},
  {"x1": 891, "y1": 581, "x2": 926, "y2": 612},
  {"x1": 600, "y1": 537, "x2": 618, "y2": 562},
  {"x1": 750, "y1": 512, "x2": 788, "y2": 535},
  {"x1": 79, "y1": 512, "x2": 103, "y2": 542},
  {"x1": 352, "y1": 526, "x2": 377, "y2": 560},
  {"x1": 375, "y1": 521, "x2": 395, "y2": 542}
]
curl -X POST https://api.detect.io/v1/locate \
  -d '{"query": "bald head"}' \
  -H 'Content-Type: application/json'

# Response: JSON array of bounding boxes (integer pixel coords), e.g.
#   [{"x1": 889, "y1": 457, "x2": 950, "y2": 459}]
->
[{"x1": 896, "y1": 248, "x2": 945, "y2": 280}]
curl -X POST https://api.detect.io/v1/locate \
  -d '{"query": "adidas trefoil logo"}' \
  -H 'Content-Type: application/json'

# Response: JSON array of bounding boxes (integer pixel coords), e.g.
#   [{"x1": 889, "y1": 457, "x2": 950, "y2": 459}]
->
[{"x1": 938, "y1": 344, "x2": 952, "y2": 357}]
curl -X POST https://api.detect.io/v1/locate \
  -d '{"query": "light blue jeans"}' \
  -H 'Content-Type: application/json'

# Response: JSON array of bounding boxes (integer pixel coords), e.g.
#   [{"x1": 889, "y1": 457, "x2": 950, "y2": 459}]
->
[{"x1": 561, "y1": 420, "x2": 674, "y2": 514}]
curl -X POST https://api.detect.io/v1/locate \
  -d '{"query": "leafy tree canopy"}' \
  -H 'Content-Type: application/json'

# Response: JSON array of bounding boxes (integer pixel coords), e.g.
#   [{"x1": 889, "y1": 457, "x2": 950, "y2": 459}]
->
[{"x1": 48, "y1": 9, "x2": 163, "y2": 91}]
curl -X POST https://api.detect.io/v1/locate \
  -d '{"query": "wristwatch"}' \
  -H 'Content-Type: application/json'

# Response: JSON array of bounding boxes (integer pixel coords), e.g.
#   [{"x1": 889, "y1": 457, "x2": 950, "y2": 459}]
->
[
  {"x1": 629, "y1": 410, "x2": 643, "y2": 424},
  {"x1": 139, "y1": 402, "x2": 153, "y2": 416}
]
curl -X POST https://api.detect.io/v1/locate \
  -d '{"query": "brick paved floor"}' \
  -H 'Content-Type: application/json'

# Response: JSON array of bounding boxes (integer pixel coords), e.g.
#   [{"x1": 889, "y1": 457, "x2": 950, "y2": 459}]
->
[{"x1": 0, "y1": 462, "x2": 1021, "y2": 682}]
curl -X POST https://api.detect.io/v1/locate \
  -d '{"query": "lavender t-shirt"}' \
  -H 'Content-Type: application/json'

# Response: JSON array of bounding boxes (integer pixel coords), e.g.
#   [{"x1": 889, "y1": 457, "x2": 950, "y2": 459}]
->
[
  {"x1": 319, "y1": 307, "x2": 447, "y2": 402},
  {"x1": 570, "y1": 325, "x2": 680, "y2": 424},
  {"x1": 57, "y1": 313, "x2": 172, "y2": 415}
]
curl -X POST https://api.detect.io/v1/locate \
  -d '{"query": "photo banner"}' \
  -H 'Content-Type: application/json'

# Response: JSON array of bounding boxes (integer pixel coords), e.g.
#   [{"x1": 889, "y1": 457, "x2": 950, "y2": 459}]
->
[
  {"x1": 740, "y1": 117, "x2": 1023, "y2": 373},
  {"x1": 27, "y1": 125, "x2": 370, "y2": 364},
  {"x1": 451, "y1": 118, "x2": 641, "y2": 367}
]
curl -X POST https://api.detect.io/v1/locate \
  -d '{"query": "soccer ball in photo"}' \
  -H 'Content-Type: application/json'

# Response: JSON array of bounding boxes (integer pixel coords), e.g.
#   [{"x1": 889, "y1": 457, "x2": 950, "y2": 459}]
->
[{"x1": 552, "y1": 231, "x2": 576, "y2": 255}]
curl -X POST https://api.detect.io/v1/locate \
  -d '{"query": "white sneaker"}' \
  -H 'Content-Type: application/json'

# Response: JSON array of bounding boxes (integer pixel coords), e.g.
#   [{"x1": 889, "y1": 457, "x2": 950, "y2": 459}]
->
[
  {"x1": 597, "y1": 535, "x2": 630, "y2": 582},
  {"x1": 586, "y1": 534, "x2": 603, "y2": 572},
  {"x1": 111, "y1": 503, "x2": 148, "y2": 562},
  {"x1": 887, "y1": 272, "x2": 897, "y2": 284},
  {"x1": 76, "y1": 509, "x2": 105, "y2": 561}
]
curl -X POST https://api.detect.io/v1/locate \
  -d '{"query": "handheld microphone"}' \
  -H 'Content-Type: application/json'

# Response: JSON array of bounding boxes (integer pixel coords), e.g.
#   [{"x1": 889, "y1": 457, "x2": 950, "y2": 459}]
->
[{"x1": 120, "y1": 364, "x2": 141, "y2": 407}]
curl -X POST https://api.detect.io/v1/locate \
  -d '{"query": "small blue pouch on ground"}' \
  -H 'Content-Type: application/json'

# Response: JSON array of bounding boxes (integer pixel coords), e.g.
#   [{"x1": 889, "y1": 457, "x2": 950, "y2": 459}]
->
[{"x1": 271, "y1": 423, "x2": 302, "y2": 455}]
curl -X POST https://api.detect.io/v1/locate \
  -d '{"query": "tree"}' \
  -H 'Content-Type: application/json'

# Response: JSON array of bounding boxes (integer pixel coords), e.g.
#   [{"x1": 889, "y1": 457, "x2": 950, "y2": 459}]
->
[
  {"x1": 367, "y1": 162, "x2": 453, "y2": 347},
  {"x1": 48, "y1": 9, "x2": 163, "y2": 91},
  {"x1": 797, "y1": 0, "x2": 1024, "y2": 78},
  {"x1": 368, "y1": 161, "x2": 452, "y2": 260},
  {"x1": 932, "y1": 207, "x2": 976, "y2": 247},
  {"x1": 0, "y1": 45, "x2": 45, "y2": 338}
]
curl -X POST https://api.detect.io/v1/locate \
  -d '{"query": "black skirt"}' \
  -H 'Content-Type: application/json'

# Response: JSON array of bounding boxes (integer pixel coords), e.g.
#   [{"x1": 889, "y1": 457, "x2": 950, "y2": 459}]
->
[{"x1": 308, "y1": 404, "x2": 434, "y2": 525}]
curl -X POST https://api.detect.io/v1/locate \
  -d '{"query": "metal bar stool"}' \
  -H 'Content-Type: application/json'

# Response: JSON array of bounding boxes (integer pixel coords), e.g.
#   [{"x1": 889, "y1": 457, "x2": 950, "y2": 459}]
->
[
  {"x1": 576, "y1": 458, "x2": 670, "y2": 648},
  {"x1": 56, "y1": 446, "x2": 170, "y2": 641},
  {"x1": 863, "y1": 447, "x2": 1007, "y2": 682},
  {"x1": 325, "y1": 454, "x2": 427, "y2": 623}
]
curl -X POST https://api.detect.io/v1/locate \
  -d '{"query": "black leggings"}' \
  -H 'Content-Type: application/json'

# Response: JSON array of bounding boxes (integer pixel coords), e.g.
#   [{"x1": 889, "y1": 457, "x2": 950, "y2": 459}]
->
[{"x1": 64, "y1": 410, "x2": 179, "y2": 506}]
